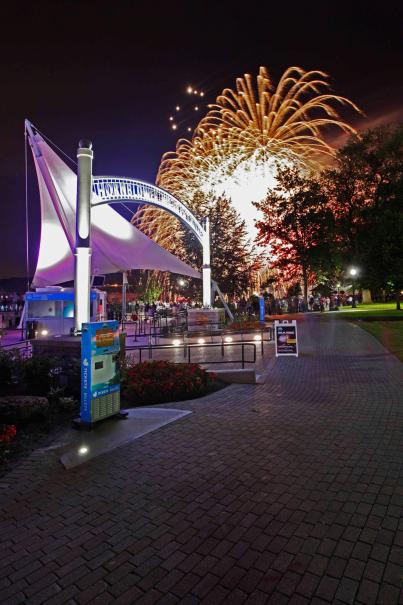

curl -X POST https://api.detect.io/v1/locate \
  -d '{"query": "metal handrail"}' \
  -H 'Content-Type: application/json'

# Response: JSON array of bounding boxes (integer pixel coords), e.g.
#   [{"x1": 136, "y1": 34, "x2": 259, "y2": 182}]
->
[
  {"x1": 122, "y1": 314, "x2": 275, "y2": 342},
  {"x1": 0, "y1": 339, "x2": 33, "y2": 359},
  {"x1": 126, "y1": 341, "x2": 257, "y2": 369},
  {"x1": 124, "y1": 324, "x2": 274, "y2": 353}
]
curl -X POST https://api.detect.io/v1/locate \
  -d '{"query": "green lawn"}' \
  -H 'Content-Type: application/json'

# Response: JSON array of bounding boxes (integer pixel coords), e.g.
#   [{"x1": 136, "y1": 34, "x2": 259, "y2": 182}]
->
[
  {"x1": 348, "y1": 303, "x2": 397, "y2": 311},
  {"x1": 333, "y1": 302, "x2": 403, "y2": 319},
  {"x1": 358, "y1": 321, "x2": 403, "y2": 363}
]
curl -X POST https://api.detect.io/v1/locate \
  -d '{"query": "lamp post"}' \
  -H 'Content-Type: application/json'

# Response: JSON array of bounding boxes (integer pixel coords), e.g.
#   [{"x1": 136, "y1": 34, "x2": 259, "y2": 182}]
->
[{"x1": 349, "y1": 268, "x2": 358, "y2": 308}]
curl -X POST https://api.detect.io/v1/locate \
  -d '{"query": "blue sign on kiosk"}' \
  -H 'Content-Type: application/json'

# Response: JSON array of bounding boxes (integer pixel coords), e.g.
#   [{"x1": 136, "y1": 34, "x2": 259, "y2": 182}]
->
[
  {"x1": 259, "y1": 296, "x2": 265, "y2": 322},
  {"x1": 80, "y1": 320, "x2": 123, "y2": 426}
]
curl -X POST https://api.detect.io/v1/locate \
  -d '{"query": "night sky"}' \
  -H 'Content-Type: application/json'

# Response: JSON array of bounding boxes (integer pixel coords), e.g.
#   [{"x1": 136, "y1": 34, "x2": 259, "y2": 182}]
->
[{"x1": 1, "y1": 0, "x2": 402, "y2": 280}]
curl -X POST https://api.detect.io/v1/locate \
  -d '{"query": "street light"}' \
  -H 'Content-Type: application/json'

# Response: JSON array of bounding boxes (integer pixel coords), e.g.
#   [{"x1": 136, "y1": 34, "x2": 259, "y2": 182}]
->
[{"x1": 349, "y1": 268, "x2": 358, "y2": 308}]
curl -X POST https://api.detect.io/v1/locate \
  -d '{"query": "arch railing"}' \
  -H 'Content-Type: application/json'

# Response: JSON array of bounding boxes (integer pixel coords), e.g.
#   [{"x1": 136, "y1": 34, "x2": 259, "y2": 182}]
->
[{"x1": 92, "y1": 176, "x2": 205, "y2": 243}]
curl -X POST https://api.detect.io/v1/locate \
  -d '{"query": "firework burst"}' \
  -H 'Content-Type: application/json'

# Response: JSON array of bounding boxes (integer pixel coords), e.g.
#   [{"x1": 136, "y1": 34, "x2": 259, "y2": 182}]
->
[
  {"x1": 167, "y1": 85, "x2": 207, "y2": 134},
  {"x1": 136, "y1": 66, "x2": 360, "y2": 247}
]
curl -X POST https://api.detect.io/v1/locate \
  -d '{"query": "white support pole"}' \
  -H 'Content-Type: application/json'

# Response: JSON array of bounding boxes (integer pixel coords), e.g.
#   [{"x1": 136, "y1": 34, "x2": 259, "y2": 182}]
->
[
  {"x1": 202, "y1": 217, "x2": 211, "y2": 307},
  {"x1": 122, "y1": 271, "x2": 128, "y2": 324},
  {"x1": 74, "y1": 140, "x2": 93, "y2": 334},
  {"x1": 212, "y1": 280, "x2": 234, "y2": 321}
]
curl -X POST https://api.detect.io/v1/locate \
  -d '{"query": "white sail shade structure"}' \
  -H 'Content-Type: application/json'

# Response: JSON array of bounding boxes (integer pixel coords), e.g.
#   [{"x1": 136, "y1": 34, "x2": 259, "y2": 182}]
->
[{"x1": 28, "y1": 131, "x2": 201, "y2": 287}]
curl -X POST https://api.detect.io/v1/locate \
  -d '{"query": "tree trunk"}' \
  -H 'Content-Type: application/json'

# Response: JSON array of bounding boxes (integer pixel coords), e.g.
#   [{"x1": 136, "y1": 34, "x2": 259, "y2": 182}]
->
[
  {"x1": 362, "y1": 289, "x2": 372, "y2": 304},
  {"x1": 302, "y1": 267, "x2": 308, "y2": 303},
  {"x1": 396, "y1": 285, "x2": 401, "y2": 310}
]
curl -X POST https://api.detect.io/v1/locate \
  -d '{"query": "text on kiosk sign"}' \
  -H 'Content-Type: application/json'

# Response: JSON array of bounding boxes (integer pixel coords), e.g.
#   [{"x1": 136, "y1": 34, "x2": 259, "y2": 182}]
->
[{"x1": 95, "y1": 328, "x2": 115, "y2": 348}]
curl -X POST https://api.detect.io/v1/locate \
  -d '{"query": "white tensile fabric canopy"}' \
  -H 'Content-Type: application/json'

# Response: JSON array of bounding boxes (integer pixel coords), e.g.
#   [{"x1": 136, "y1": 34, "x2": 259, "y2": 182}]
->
[{"x1": 29, "y1": 133, "x2": 201, "y2": 287}]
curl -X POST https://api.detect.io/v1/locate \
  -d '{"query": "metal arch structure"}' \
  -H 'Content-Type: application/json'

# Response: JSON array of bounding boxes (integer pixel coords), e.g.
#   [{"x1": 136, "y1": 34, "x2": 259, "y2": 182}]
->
[
  {"x1": 92, "y1": 177, "x2": 205, "y2": 243},
  {"x1": 91, "y1": 176, "x2": 211, "y2": 308}
]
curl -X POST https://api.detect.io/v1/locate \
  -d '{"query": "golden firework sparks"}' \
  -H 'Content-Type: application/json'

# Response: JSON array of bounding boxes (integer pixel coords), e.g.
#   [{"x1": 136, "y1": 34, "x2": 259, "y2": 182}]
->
[{"x1": 137, "y1": 66, "x2": 361, "y2": 249}]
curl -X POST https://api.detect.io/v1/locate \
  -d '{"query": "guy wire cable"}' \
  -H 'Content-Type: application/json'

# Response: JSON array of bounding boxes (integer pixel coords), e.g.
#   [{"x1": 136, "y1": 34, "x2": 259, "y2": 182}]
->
[{"x1": 24, "y1": 125, "x2": 30, "y2": 292}]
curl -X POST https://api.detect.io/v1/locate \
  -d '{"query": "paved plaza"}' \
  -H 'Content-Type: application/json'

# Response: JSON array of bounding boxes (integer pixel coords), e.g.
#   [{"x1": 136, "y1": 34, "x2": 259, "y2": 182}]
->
[{"x1": 0, "y1": 317, "x2": 402, "y2": 604}]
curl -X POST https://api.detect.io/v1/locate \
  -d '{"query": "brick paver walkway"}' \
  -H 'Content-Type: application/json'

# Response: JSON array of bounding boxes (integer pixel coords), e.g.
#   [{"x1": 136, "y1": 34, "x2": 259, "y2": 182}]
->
[{"x1": 1, "y1": 317, "x2": 402, "y2": 604}]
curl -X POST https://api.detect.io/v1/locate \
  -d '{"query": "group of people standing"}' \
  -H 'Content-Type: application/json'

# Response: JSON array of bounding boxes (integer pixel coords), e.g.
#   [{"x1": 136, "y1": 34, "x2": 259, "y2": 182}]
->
[
  {"x1": 128, "y1": 300, "x2": 191, "y2": 322},
  {"x1": 235, "y1": 292, "x2": 358, "y2": 316},
  {"x1": 308, "y1": 293, "x2": 357, "y2": 312}
]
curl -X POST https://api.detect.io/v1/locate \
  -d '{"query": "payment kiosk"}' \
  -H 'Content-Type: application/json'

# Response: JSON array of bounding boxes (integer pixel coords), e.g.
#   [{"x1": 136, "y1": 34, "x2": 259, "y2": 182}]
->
[{"x1": 80, "y1": 320, "x2": 123, "y2": 427}]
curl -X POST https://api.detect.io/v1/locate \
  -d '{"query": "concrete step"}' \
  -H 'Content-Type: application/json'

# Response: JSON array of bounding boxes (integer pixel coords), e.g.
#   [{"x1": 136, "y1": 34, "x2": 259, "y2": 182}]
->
[{"x1": 208, "y1": 368, "x2": 256, "y2": 384}]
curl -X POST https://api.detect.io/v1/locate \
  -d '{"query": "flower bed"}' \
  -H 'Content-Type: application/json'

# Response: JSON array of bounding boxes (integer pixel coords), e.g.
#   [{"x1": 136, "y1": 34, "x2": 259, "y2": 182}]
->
[
  {"x1": 229, "y1": 320, "x2": 262, "y2": 330},
  {"x1": 122, "y1": 360, "x2": 224, "y2": 405},
  {"x1": 0, "y1": 394, "x2": 79, "y2": 472},
  {"x1": 0, "y1": 349, "x2": 81, "y2": 472}
]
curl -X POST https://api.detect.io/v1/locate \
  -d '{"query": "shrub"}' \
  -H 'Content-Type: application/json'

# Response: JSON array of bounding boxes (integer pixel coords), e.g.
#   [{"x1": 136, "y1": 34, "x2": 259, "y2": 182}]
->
[
  {"x1": 0, "y1": 424, "x2": 17, "y2": 464},
  {"x1": 57, "y1": 396, "x2": 79, "y2": 414},
  {"x1": 0, "y1": 351, "x2": 18, "y2": 393},
  {"x1": 230, "y1": 320, "x2": 262, "y2": 330},
  {"x1": 0, "y1": 396, "x2": 49, "y2": 425},
  {"x1": 122, "y1": 360, "x2": 218, "y2": 405},
  {"x1": 55, "y1": 357, "x2": 81, "y2": 399},
  {"x1": 0, "y1": 352, "x2": 81, "y2": 399},
  {"x1": 20, "y1": 356, "x2": 56, "y2": 396}
]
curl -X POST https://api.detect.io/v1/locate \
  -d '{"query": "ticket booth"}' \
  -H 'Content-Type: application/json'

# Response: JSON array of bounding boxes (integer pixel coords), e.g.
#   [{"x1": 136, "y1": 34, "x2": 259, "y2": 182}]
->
[{"x1": 25, "y1": 287, "x2": 106, "y2": 337}]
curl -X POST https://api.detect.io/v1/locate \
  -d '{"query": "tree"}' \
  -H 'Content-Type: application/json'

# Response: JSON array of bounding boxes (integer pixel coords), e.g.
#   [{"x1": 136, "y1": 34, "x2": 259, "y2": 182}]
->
[
  {"x1": 254, "y1": 165, "x2": 334, "y2": 301},
  {"x1": 357, "y1": 127, "x2": 403, "y2": 308},
  {"x1": 182, "y1": 192, "x2": 259, "y2": 298},
  {"x1": 359, "y1": 203, "x2": 403, "y2": 309},
  {"x1": 324, "y1": 124, "x2": 403, "y2": 307}
]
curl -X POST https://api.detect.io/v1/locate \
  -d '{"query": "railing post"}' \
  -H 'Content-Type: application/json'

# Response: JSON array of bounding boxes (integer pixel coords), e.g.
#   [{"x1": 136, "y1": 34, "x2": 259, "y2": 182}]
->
[{"x1": 242, "y1": 343, "x2": 245, "y2": 369}]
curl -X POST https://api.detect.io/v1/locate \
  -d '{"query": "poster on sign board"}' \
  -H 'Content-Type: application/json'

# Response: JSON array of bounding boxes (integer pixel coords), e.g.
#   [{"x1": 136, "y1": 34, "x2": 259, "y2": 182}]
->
[{"x1": 274, "y1": 320, "x2": 298, "y2": 357}]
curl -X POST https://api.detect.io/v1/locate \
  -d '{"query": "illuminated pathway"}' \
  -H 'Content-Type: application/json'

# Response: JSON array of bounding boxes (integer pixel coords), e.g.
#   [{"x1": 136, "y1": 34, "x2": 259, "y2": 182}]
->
[{"x1": 0, "y1": 316, "x2": 402, "y2": 604}]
